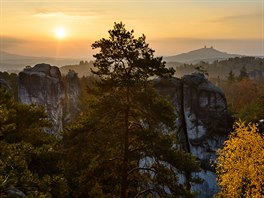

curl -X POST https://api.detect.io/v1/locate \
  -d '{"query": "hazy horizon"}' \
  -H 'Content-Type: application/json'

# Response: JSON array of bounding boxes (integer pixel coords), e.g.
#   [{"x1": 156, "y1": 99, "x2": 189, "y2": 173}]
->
[{"x1": 0, "y1": 0, "x2": 263, "y2": 59}]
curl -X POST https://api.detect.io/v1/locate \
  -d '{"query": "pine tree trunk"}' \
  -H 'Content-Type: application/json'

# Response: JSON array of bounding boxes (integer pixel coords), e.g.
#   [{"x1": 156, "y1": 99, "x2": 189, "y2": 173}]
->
[{"x1": 120, "y1": 87, "x2": 130, "y2": 198}]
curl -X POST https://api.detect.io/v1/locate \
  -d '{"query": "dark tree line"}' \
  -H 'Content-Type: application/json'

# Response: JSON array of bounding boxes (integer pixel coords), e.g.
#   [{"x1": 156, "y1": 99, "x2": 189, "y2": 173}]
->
[{"x1": 168, "y1": 57, "x2": 264, "y2": 79}]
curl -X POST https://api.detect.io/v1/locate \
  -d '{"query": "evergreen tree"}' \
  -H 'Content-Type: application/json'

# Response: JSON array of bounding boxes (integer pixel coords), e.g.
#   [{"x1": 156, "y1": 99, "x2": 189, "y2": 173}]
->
[
  {"x1": 227, "y1": 70, "x2": 235, "y2": 83},
  {"x1": 62, "y1": 22, "x2": 200, "y2": 197},
  {"x1": 238, "y1": 66, "x2": 249, "y2": 81},
  {"x1": 0, "y1": 87, "x2": 68, "y2": 197}
]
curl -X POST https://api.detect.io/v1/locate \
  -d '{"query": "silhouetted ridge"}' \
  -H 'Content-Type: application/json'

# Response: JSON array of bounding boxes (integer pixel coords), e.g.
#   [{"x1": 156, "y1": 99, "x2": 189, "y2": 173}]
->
[{"x1": 164, "y1": 47, "x2": 242, "y2": 63}]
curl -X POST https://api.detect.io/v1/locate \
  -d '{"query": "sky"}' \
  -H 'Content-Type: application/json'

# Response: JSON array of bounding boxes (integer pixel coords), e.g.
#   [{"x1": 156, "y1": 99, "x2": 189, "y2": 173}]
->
[{"x1": 0, "y1": 0, "x2": 263, "y2": 59}]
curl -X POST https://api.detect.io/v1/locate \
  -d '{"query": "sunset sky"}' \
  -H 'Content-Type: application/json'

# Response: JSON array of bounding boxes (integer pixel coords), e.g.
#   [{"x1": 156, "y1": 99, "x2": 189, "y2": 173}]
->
[{"x1": 0, "y1": 0, "x2": 263, "y2": 59}]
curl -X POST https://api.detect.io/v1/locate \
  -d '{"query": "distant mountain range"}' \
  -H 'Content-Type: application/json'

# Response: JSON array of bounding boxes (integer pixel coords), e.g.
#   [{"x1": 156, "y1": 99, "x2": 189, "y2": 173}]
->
[
  {"x1": 0, "y1": 51, "x2": 80, "y2": 72},
  {"x1": 0, "y1": 47, "x2": 247, "y2": 74},
  {"x1": 163, "y1": 47, "x2": 242, "y2": 64}
]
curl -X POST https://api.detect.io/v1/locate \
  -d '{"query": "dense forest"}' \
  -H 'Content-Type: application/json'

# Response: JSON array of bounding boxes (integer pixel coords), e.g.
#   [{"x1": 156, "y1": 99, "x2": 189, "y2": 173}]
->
[
  {"x1": 0, "y1": 23, "x2": 263, "y2": 198},
  {"x1": 167, "y1": 57, "x2": 264, "y2": 80}
]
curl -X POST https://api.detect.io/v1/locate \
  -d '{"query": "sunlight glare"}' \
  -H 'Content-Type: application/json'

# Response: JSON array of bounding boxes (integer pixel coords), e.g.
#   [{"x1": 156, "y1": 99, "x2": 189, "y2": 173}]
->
[{"x1": 55, "y1": 27, "x2": 67, "y2": 39}]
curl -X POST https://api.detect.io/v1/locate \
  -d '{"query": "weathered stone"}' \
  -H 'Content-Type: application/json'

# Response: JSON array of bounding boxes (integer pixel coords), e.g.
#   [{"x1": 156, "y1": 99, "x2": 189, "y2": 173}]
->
[
  {"x1": 50, "y1": 66, "x2": 61, "y2": 78},
  {"x1": 18, "y1": 64, "x2": 65, "y2": 136},
  {"x1": 17, "y1": 64, "x2": 81, "y2": 136},
  {"x1": 63, "y1": 70, "x2": 80, "y2": 125},
  {"x1": 155, "y1": 73, "x2": 233, "y2": 197},
  {"x1": 31, "y1": 63, "x2": 51, "y2": 74},
  {"x1": 7, "y1": 185, "x2": 26, "y2": 198}
]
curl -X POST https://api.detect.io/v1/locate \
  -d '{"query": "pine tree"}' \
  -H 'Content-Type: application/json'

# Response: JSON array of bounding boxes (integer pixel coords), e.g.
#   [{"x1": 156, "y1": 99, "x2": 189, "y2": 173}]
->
[
  {"x1": 0, "y1": 87, "x2": 68, "y2": 197},
  {"x1": 62, "y1": 22, "x2": 200, "y2": 197},
  {"x1": 227, "y1": 70, "x2": 235, "y2": 83},
  {"x1": 238, "y1": 66, "x2": 249, "y2": 81}
]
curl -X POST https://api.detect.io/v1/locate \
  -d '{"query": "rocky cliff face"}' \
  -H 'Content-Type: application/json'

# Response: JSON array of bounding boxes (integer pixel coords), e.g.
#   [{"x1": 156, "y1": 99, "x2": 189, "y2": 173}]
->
[
  {"x1": 155, "y1": 73, "x2": 233, "y2": 197},
  {"x1": 16, "y1": 64, "x2": 232, "y2": 196},
  {"x1": 63, "y1": 70, "x2": 80, "y2": 125},
  {"x1": 18, "y1": 64, "x2": 64, "y2": 136},
  {"x1": 18, "y1": 64, "x2": 80, "y2": 136}
]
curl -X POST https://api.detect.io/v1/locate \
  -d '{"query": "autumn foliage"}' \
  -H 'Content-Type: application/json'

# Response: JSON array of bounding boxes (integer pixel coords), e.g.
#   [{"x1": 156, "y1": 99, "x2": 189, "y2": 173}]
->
[{"x1": 215, "y1": 121, "x2": 264, "y2": 198}]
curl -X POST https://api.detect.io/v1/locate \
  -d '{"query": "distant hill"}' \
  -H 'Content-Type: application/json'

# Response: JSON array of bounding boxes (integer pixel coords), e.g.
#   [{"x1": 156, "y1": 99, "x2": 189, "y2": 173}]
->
[
  {"x1": 164, "y1": 47, "x2": 242, "y2": 64},
  {"x1": 0, "y1": 51, "x2": 80, "y2": 72}
]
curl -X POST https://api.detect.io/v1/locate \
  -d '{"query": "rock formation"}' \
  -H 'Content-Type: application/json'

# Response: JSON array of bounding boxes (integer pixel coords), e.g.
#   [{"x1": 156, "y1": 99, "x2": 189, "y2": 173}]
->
[
  {"x1": 63, "y1": 70, "x2": 80, "y2": 125},
  {"x1": 155, "y1": 73, "x2": 233, "y2": 197},
  {"x1": 18, "y1": 64, "x2": 81, "y2": 136},
  {"x1": 18, "y1": 64, "x2": 66, "y2": 136},
  {"x1": 7, "y1": 186, "x2": 26, "y2": 198},
  {"x1": 16, "y1": 63, "x2": 232, "y2": 196}
]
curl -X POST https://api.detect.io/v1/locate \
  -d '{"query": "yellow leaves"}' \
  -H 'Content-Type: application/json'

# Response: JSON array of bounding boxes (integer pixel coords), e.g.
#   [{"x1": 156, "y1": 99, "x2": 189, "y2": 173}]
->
[{"x1": 215, "y1": 120, "x2": 264, "y2": 198}]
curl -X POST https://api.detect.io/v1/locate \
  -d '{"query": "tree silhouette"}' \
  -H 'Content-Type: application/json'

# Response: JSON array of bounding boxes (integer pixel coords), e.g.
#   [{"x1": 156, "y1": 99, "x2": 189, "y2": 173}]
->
[
  {"x1": 227, "y1": 70, "x2": 235, "y2": 83},
  {"x1": 63, "y1": 22, "x2": 200, "y2": 197},
  {"x1": 238, "y1": 66, "x2": 249, "y2": 81}
]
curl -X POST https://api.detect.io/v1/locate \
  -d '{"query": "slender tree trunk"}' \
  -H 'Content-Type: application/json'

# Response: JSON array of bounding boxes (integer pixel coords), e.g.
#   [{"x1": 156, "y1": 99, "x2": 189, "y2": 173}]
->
[{"x1": 121, "y1": 86, "x2": 130, "y2": 198}]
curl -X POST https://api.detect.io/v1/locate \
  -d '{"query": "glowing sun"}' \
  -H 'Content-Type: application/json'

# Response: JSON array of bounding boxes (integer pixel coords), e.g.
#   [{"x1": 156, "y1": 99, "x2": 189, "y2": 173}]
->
[{"x1": 55, "y1": 27, "x2": 67, "y2": 39}]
